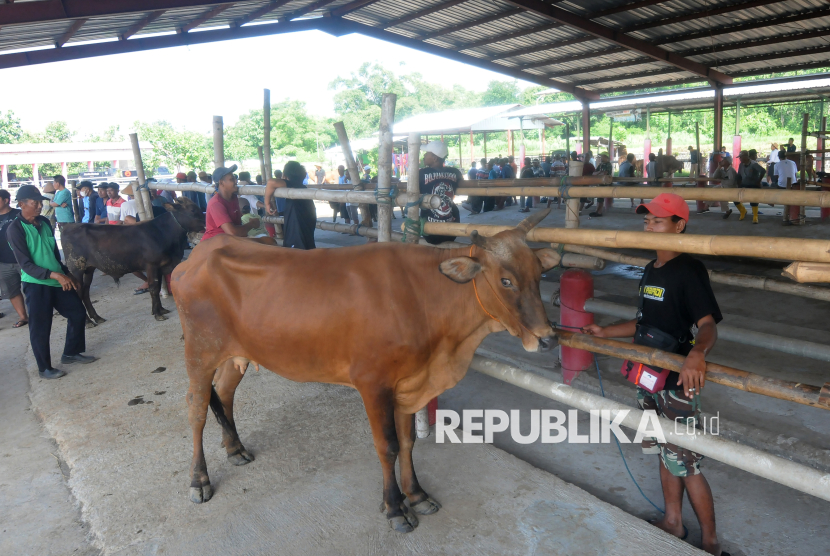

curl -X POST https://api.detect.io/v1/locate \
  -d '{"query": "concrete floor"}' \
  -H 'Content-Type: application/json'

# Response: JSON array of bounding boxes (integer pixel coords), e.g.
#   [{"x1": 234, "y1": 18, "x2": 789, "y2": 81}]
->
[
  {"x1": 2, "y1": 271, "x2": 704, "y2": 556},
  {"x1": 2, "y1": 195, "x2": 829, "y2": 555}
]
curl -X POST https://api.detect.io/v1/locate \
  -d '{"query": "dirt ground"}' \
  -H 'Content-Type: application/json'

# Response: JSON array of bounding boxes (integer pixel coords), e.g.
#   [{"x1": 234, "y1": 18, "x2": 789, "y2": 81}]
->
[{"x1": 3, "y1": 196, "x2": 829, "y2": 555}]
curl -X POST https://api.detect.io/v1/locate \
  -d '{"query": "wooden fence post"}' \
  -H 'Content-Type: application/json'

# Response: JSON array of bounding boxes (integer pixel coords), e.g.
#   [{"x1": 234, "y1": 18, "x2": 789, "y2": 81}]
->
[
  {"x1": 129, "y1": 132, "x2": 152, "y2": 221},
  {"x1": 377, "y1": 93, "x2": 397, "y2": 242}
]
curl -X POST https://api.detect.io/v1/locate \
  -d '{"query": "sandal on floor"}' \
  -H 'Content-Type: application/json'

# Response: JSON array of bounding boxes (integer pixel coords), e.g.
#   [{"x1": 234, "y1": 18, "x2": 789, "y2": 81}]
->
[
  {"x1": 589, "y1": 212, "x2": 603, "y2": 217},
  {"x1": 0, "y1": 312, "x2": 4, "y2": 318},
  {"x1": 13, "y1": 320, "x2": 28, "y2": 328},
  {"x1": 134, "y1": 288, "x2": 150, "y2": 295}
]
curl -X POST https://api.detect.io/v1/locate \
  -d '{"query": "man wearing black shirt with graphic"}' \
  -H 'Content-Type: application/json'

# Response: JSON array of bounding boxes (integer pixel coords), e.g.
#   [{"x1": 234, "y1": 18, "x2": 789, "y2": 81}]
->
[
  {"x1": 0, "y1": 189, "x2": 29, "y2": 328},
  {"x1": 419, "y1": 140, "x2": 462, "y2": 245},
  {"x1": 583, "y1": 193, "x2": 726, "y2": 556}
]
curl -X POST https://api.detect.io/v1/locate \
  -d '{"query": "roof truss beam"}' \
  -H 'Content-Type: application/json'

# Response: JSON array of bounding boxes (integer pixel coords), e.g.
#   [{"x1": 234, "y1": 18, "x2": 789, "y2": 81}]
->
[
  {"x1": 385, "y1": 0, "x2": 469, "y2": 29},
  {"x1": 571, "y1": 67, "x2": 680, "y2": 86},
  {"x1": 180, "y1": 3, "x2": 233, "y2": 33},
  {"x1": 457, "y1": 23, "x2": 560, "y2": 51},
  {"x1": 119, "y1": 10, "x2": 166, "y2": 41},
  {"x1": 494, "y1": 35, "x2": 596, "y2": 60},
  {"x1": 55, "y1": 18, "x2": 87, "y2": 47},
  {"x1": 0, "y1": 0, "x2": 242, "y2": 27},
  {"x1": 654, "y1": 6, "x2": 830, "y2": 46},
  {"x1": 543, "y1": 56, "x2": 652, "y2": 77},
  {"x1": 731, "y1": 60, "x2": 830, "y2": 78},
  {"x1": 282, "y1": 0, "x2": 339, "y2": 21},
  {"x1": 330, "y1": 18, "x2": 599, "y2": 99},
  {"x1": 592, "y1": 0, "x2": 669, "y2": 19},
  {"x1": 708, "y1": 45, "x2": 830, "y2": 68},
  {"x1": 232, "y1": 0, "x2": 291, "y2": 27},
  {"x1": 503, "y1": 0, "x2": 732, "y2": 84},
  {"x1": 677, "y1": 28, "x2": 830, "y2": 57},
  {"x1": 520, "y1": 46, "x2": 626, "y2": 69},
  {"x1": 624, "y1": 0, "x2": 769, "y2": 33},
  {"x1": 330, "y1": 0, "x2": 382, "y2": 18},
  {"x1": 420, "y1": 8, "x2": 524, "y2": 41},
  {"x1": 600, "y1": 77, "x2": 707, "y2": 94}
]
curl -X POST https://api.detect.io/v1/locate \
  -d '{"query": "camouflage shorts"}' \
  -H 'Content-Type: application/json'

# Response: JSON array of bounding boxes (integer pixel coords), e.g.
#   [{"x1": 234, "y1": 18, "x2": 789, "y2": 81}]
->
[{"x1": 636, "y1": 388, "x2": 703, "y2": 477}]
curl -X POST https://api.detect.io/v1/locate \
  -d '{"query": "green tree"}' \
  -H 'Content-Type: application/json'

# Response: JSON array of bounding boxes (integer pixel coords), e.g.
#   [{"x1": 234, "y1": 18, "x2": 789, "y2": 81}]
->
[
  {"x1": 226, "y1": 100, "x2": 338, "y2": 164},
  {"x1": 133, "y1": 121, "x2": 212, "y2": 177},
  {"x1": 481, "y1": 80, "x2": 520, "y2": 106},
  {"x1": 0, "y1": 110, "x2": 23, "y2": 144},
  {"x1": 329, "y1": 62, "x2": 483, "y2": 138}
]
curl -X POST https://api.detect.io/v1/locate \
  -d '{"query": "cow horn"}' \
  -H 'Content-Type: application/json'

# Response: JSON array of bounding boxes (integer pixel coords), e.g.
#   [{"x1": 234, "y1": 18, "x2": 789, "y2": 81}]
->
[
  {"x1": 516, "y1": 208, "x2": 551, "y2": 235},
  {"x1": 470, "y1": 230, "x2": 489, "y2": 249}
]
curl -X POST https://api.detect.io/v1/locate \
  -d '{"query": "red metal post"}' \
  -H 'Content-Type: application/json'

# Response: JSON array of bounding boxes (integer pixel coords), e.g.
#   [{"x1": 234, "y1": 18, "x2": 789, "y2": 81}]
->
[{"x1": 559, "y1": 270, "x2": 594, "y2": 385}]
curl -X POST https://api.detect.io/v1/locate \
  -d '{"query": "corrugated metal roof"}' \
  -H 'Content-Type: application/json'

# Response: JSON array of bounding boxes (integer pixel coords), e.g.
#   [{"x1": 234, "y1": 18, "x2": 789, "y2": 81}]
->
[{"x1": 0, "y1": 0, "x2": 828, "y2": 98}]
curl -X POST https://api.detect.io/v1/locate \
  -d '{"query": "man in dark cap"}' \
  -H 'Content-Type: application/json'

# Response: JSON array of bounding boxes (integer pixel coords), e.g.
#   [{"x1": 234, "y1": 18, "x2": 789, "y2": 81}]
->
[
  {"x1": 7, "y1": 185, "x2": 97, "y2": 378},
  {"x1": 181, "y1": 171, "x2": 207, "y2": 210},
  {"x1": 202, "y1": 165, "x2": 261, "y2": 241}
]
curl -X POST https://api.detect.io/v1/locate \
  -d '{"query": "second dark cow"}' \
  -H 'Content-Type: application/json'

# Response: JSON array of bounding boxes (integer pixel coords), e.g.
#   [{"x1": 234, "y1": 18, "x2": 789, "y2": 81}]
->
[{"x1": 61, "y1": 198, "x2": 206, "y2": 323}]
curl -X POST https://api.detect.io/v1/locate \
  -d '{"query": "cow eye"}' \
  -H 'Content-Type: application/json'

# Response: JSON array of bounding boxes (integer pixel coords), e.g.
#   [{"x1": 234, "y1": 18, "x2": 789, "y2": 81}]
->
[{"x1": 501, "y1": 278, "x2": 512, "y2": 287}]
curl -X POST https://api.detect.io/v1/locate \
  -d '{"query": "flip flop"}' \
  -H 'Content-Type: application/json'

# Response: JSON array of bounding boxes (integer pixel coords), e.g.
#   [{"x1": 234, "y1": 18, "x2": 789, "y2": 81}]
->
[
  {"x1": 0, "y1": 312, "x2": 4, "y2": 318},
  {"x1": 13, "y1": 320, "x2": 28, "y2": 328},
  {"x1": 134, "y1": 288, "x2": 150, "y2": 295}
]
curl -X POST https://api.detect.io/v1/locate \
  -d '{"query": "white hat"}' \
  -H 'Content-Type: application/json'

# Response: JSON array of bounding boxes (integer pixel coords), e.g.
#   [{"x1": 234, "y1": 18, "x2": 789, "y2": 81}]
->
[{"x1": 424, "y1": 140, "x2": 448, "y2": 159}]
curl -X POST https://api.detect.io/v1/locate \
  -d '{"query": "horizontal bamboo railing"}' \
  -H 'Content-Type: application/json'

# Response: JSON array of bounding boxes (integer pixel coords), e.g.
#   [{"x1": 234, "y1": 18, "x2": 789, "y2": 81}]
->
[
  {"x1": 554, "y1": 330, "x2": 829, "y2": 411},
  {"x1": 455, "y1": 185, "x2": 830, "y2": 207},
  {"x1": 424, "y1": 222, "x2": 830, "y2": 263}
]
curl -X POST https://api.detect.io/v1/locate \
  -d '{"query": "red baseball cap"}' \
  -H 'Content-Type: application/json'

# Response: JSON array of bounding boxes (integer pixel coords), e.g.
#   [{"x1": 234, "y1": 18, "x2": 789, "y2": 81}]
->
[
  {"x1": 176, "y1": 172, "x2": 187, "y2": 180},
  {"x1": 636, "y1": 193, "x2": 690, "y2": 221}
]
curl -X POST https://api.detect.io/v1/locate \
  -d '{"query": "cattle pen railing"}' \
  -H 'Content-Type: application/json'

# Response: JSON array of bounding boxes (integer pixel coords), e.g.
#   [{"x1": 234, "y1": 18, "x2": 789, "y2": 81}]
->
[{"x1": 469, "y1": 355, "x2": 830, "y2": 504}]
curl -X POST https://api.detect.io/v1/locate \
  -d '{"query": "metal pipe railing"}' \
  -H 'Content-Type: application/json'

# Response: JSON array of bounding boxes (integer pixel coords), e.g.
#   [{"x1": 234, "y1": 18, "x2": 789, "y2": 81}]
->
[
  {"x1": 578, "y1": 297, "x2": 830, "y2": 363},
  {"x1": 470, "y1": 355, "x2": 830, "y2": 502}
]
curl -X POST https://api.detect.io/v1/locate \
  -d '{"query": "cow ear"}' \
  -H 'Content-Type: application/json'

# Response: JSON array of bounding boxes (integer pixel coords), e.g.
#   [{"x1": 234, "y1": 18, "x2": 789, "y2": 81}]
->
[
  {"x1": 439, "y1": 257, "x2": 482, "y2": 283},
  {"x1": 535, "y1": 248, "x2": 562, "y2": 272}
]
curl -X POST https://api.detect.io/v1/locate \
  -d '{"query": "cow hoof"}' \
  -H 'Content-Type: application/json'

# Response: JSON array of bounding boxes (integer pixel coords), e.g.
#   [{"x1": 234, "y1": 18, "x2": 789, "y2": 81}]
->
[
  {"x1": 411, "y1": 497, "x2": 442, "y2": 515},
  {"x1": 94, "y1": 316, "x2": 106, "y2": 324},
  {"x1": 190, "y1": 484, "x2": 212, "y2": 504},
  {"x1": 159, "y1": 307, "x2": 171, "y2": 315},
  {"x1": 388, "y1": 507, "x2": 419, "y2": 533},
  {"x1": 154, "y1": 314, "x2": 168, "y2": 321},
  {"x1": 85, "y1": 320, "x2": 97, "y2": 329},
  {"x1": 228, "y1": 449, "x2": 255, "y2": 466}
]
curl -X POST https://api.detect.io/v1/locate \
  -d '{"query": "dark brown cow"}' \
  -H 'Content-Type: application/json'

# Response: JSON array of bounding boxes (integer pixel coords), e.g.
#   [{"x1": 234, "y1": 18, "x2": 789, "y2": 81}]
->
[
  {"x1": 172, "y1": 210, "x2": 560, "y2": 532},
  {"x1": 62, "y1": 198, "x2": 205, "y2": 323}
]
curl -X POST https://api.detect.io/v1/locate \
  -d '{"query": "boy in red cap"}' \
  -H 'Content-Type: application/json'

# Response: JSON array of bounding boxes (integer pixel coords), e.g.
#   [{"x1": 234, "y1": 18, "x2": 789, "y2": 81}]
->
[{"x1": 583, "y1": 193, "x2": 727, "y2": 556}]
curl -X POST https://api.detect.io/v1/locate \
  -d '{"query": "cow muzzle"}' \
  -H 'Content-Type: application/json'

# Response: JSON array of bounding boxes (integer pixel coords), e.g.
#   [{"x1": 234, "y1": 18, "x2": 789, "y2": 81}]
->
[{"x1": 538, "y1": 336, "x2": 554, "y2": 352}]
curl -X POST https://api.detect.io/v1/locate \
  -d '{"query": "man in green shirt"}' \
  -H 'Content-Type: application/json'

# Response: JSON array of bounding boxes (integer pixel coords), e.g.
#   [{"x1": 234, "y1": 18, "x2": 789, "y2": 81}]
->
[
  {"x1": 50, "y1": 175, "x2": 74, "y2": 230},
  {"x1": 7, "y1": 185, "x2": 97, "y2": 379}
]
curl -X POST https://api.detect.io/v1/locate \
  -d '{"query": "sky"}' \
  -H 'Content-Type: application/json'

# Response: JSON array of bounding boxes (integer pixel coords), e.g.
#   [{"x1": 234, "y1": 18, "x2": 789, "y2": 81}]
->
[{"x1": 2, "y1": 29, "x2": 534, "y2": 138}]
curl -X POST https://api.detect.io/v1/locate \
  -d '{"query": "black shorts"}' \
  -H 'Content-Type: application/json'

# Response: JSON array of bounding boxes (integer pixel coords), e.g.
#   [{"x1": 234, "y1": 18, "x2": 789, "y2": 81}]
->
[{"x1": 0, "y1": 262, "x2": 22, "y2": 299}]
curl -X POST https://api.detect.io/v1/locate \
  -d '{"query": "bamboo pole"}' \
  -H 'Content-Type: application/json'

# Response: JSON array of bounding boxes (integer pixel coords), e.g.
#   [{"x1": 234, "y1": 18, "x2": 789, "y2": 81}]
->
[
  {"x1": 782, "y1": 262, "x2": 830, "y2": 283},
  {"x1": 156, "y1": 182, "x2": 439, "y2": 209},
  {"x1": 257, "y1": 146, "x2": 267, "y2": 186},
  {"x1": 333, "y1": 121, "x2": 372, "y2": 231},
  {"x1": 554, "y1": 243, "x2": 830, "y2": 302},
  {"x1": 798, "y1": 113, "x2": 809, "y2": 224},
  {"x1": 470, "y1": 355, "x2": 830, "y2": 502},
  {"x1": 376, "y1": 93, "x2": 396, "y2": 243},
  {"x1": 456, "y1": 185, "x2": 830, "y2": 207},
  {"x1": 695, "y1": 121, "x2": 701, "y2": 178},
  {"x1": 263, "y1": 89, "x2": 272, "y2": 180},
  {"x1": 213, "y1": 116, "x2": 224, "y2": 168},
  {"x1": 423, "y1": 222, "x2": 830, "y2": 263},
  {"x1": 553, "y1": 329, "x2": 828, "y2": 411},
  {"x1": 128, "y1": 132, "x2": 152, "y2": 221}
]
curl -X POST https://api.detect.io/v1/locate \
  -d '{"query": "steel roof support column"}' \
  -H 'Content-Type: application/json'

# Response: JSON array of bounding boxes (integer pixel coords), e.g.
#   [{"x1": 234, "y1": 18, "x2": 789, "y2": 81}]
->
[
  {"x1": 582, "y1": 102, "x2": 590, "y2": 165},
  {"x1": 732, "y1": 99, "x2": 742, "y2": 172},
  {"x1": 666, "y1": 111, "x2": 672, "y2": 155},
  {"x1": 713, "y1": 86, "x2": 724, "y2": 160}
]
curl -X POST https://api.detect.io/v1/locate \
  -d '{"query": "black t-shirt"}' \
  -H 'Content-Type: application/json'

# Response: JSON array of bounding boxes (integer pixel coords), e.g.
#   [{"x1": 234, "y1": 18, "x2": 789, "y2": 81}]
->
[
  {"x1": 520, "y1": 166, "x2": 535, "y2": 179},
  {"x1": 419, "y1": 166, "x2": 463, "y2": 223},
  {"x1": 0, "y1": 209, "x2": 22, "y2": 264},
  {"x1": 638, "y1": 253, "x2": 722, "y2": 389}
]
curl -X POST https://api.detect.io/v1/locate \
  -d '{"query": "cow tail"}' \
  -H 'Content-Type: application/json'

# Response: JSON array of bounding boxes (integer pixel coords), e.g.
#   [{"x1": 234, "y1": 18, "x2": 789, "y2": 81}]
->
[{"x1": 208, "y1": 386, "x2": 232, "y2": 430}]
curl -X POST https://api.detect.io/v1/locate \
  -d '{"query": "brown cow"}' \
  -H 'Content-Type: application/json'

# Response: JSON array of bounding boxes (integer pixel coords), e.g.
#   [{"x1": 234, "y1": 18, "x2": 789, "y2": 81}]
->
[{"x1": 172, "y1": 210, "x2": 560, "y2": 532}]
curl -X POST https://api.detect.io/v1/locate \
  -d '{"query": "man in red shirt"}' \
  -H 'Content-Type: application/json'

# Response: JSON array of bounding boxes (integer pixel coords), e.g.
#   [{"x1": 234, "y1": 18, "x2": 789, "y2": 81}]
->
[{"x1": 202, "y1": 165, "x2": 261, "y2": 241}]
